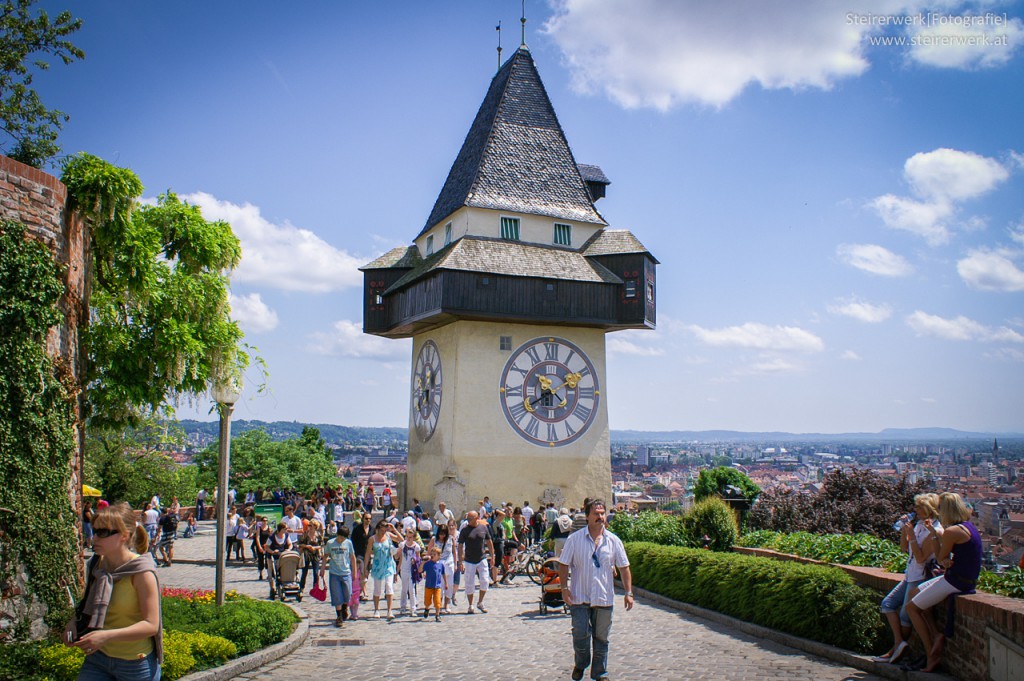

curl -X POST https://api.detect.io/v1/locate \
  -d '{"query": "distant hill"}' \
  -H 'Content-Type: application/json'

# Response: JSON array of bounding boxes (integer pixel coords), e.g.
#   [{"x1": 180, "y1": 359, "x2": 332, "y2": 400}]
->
[
  {"x1": 178, "y1": 420, "x2": 406, "y2": 447},
  {"x1": 609, "y1": 427, "x2": 1024, "y2": 443},
  {"x1": 176, "y1": 420, "x2": 1022, "y2": 446}
]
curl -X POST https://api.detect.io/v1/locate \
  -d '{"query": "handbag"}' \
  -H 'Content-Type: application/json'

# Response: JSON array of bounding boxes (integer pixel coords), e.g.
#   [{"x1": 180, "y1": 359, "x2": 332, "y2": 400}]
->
[
  {"x1": 924, "y1": 557, "x2": 943, "y2": 579},
  {"x1": 64, "y1": 555, "x2": 99, "y2": 643},
  {"x1": 309, "y1": 580, "x2": 327, "y2": 602}
]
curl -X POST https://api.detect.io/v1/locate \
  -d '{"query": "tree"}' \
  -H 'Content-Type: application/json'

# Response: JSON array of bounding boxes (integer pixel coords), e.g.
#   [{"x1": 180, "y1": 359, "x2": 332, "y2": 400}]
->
[
  {"x1": 1, "y1": 0, "x2": 84, "y2": 166},
  {"x1": 61, "y1": 153, "x2": 249, "y2": 430},
  {"x1": 84, "y1": 417, "x2": 197, "y2": 506},
  {"x1": 192, "y1": 429, "x2": 340, "y2": 494},
  {"x1": 693, "y1": 466, "x2": 760, "y2": 505},
  {"x1": 747, "y1": 468, "x2": 927, "y2": 541}
]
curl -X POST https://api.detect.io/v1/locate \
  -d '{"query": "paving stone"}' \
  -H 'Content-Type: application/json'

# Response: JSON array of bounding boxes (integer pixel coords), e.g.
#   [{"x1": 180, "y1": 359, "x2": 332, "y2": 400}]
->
[{"x1": 159, "y1": 522, "x2": 888, "y2": 680}]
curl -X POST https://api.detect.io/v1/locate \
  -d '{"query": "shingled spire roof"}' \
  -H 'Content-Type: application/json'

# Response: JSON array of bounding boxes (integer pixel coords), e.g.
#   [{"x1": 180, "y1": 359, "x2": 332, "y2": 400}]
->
[{"x1": 418, "y1": 46, "x2": 607, "y2": 238}]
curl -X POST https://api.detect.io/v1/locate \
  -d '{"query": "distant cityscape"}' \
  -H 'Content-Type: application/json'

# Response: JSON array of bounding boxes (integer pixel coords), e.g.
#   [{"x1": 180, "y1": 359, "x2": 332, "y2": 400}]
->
[{"x1": 175, "y1": 419, "x2": 1024, "y2": 567}]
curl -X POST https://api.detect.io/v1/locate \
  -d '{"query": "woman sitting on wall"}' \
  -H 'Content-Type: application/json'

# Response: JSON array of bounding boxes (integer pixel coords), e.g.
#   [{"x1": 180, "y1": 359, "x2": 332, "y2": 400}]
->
[
  {"x1": 907, "y1": 492, "x2": 983, "y2": 674},
  {"x1": 874, "y1": 493, "x2": 941, "y2": 664}
]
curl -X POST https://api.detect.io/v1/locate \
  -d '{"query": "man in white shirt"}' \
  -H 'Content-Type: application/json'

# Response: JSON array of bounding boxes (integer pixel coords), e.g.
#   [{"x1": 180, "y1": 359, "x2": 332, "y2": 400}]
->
[
  {"x1": 400, "y1": 511, "x2": 417, "y2": 535},
  {"x1": 522, "y1": 501, "x2": 534, "y2": 541},
  {"x1": 557, "y1": 498, "x2": 633, "y2": 681},
  {"x1": 282, "y1": 505, "x2": 303, "y2": 546},
  {"x1": 433, "y1": 502, "x2": 455, "y2": 535}
]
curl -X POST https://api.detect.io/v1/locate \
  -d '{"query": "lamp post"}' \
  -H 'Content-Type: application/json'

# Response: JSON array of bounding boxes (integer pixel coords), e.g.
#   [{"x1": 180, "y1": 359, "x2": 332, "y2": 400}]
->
[{"x1": 212, "y1": 376, "x2": 243, "y2": 607}]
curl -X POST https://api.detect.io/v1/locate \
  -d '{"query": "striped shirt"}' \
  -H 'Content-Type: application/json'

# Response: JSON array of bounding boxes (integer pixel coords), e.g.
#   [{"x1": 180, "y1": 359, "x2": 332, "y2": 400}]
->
[{"x1": 558, "y1": 527, "x2": 629, "y2": 607}]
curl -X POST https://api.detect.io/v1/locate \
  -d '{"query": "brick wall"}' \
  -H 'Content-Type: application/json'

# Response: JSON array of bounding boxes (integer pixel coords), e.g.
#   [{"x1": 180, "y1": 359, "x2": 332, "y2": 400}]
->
[
  {"x1": 736, "y1": 545, "x2": 1024, "y2": 681},
  {"x1": 0, "y1": 154, "x2": 88, "y2": 636}
]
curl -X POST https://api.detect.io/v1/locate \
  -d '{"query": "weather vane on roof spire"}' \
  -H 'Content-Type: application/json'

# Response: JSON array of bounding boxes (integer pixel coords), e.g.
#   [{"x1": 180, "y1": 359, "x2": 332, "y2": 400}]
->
[
  {"x1": 496, "y1": 20, "x2": 502, "y2": 71},
  {"x1": 521, "y1": 0, "x2": 527, "y2": 47}
]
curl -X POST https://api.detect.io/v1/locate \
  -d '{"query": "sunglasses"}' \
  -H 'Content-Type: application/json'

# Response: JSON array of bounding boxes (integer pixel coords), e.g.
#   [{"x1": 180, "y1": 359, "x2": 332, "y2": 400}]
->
[
  {"x1": 93, "y1": 528, "x2": 120, "y2": 538},
  {"x1": 591, "y1": 550, "x2": 601, "y2": 569}
]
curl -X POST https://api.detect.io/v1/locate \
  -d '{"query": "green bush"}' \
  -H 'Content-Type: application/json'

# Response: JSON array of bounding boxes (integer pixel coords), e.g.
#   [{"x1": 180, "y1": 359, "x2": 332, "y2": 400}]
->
[
  {"x1": 979, "y1": 567, "x2": 1024, "y2": 598},
  {"x1": 163, "y1": 595, "x2": 297, "y2": 655},
  {"x1": 739, "y1": 530, "x2": 907, "y2": 572},
  {"x1": 609, "y1": 510, "x2": 686, "y2": 546},
  {"x1": 38, "y1": 645, "x2": 84, "y2": 681},
  {"x1": 627, "y1": 542, "x2": 884, "y2": 653},
  {"x1": 180, "y1": 630, "x2": 237, "y2": 668},
  {"x1": 681, "y1": 497, "x2": 738, "y2": 551},
  {"x1": 162, "y1": 630, "x2": 197, "y2": 681},
  {"x1": 0, "y1": 640, "x2": 43, "y2": 681}
]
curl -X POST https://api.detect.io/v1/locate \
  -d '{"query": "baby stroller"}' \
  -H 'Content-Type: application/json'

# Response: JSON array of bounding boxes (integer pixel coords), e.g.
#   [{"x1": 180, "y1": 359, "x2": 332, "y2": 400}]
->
[
  {"x1": 269, "y1": 549, "x2": 303, "y2": 602},
  {"x1": 538, "y1": 557, "x2": 568, "y2": 615}
]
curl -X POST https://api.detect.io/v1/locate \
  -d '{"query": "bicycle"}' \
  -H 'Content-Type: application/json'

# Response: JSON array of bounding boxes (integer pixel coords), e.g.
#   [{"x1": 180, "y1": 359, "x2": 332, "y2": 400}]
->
[{"x1": 504, "y1": 541, "x2": 547, "y2": 585}]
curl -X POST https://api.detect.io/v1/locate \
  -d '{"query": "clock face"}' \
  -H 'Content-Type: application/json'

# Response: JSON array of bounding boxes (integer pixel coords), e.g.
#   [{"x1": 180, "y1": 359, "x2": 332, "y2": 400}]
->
[
  {"x1": 412, "y1": 340, "x2": 442, "y2": 441},
  {"x1": 499, "y1": 337, "x2": 600, "y2": 447}
]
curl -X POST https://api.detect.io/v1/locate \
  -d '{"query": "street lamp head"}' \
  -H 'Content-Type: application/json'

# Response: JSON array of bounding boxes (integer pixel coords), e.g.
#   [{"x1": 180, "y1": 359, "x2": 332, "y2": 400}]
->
[{"x1": 212, "y1": 375, "x2": 243, "y2": 405}]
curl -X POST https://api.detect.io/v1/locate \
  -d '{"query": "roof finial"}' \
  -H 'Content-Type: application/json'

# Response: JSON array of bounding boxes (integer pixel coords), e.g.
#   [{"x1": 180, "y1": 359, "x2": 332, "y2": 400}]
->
[
  {"x1": 496, "y1": 20, "x2": 502, "y2": 71},
  {"x1": 521, "y1": 0, "x2": 527, "y2": 47}
]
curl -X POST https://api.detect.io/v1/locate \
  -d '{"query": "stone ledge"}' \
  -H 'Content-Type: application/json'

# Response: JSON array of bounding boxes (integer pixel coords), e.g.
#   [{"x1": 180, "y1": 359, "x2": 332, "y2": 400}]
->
[
  {"x1": 632, "y1": 585, "x2": 956, "y2": 681},
  {"x1": 178, "y1": 601, "x2": 308, "y2": 681}
]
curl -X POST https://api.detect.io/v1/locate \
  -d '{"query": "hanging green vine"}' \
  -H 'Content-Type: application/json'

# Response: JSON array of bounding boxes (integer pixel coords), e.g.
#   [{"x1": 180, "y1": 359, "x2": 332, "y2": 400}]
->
[{"x1": 0, "y1": 220, "x2": 79, "y2": 635}]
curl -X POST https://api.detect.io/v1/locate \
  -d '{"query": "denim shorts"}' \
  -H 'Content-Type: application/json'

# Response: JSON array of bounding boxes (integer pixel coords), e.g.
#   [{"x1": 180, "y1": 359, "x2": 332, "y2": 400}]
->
[
  {"x1": 329, "y1": 572, "x2": 352, "y2": 607},
  {"x1": 880, "y1": 578, "x2": 922, "y2": 627}
]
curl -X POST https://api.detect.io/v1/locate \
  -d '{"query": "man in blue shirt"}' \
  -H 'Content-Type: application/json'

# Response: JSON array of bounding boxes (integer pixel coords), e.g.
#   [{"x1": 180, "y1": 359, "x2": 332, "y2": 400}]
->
[{"x1": 325, "y1": 525, "x2": 358, "y2": 626}]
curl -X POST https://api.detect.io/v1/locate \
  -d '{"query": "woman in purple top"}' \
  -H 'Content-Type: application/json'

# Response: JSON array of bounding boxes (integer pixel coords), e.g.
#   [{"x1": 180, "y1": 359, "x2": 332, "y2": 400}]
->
[{"x1": 907, "y1": 492, "x2": 982, "y2": 673}]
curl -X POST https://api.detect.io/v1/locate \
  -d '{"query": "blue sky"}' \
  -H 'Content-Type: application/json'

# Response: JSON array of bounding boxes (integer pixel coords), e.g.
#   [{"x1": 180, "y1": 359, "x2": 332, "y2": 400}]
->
[{"x1": 31, "y1": 1, "x2": 1024, "y2": 433}]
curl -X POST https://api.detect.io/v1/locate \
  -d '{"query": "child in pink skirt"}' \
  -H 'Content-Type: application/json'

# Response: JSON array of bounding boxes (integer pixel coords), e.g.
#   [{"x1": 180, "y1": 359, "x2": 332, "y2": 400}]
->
[{"x1": 348, "y1": 558, "x2": 363, "y2": 620}]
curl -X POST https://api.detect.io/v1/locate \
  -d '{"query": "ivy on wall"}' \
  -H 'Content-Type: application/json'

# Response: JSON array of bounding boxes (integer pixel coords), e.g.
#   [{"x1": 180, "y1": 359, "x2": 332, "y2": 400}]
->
[{"x1": 0, "y1": 220, "x2": 79, "y2": 635}]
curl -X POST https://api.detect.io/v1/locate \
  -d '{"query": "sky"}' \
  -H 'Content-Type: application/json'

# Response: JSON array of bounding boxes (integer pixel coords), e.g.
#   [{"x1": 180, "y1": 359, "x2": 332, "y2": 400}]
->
[{"x1": 28, "y1": 1, "x2": 1024, "y2": 434}]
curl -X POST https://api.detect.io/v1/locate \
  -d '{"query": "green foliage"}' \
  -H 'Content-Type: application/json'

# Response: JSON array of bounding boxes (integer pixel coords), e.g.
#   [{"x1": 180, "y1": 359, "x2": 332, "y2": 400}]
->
[
  {"x1": 609, "y1": 511, "x2": 686, "y2": 546},
  {"x1": 693, "y1": 466, "x2": 760, "y2": 504},
  {"x1": 681, "y1": 497, "x2": 738, "y2": 551},
  {"x1": 61, "y1": 153, "x2": 249, "y2": 431},
  {"x1": 0, "y1": 639, "x2": 43, "y2": 681},
  {"x1": 84, "y1": 417, "x2": 196, "y2": 505},
  {"x1": 0, "y1": 221, "x2": 79, "y2": 633},
  {"x1": 0, "y1": 0, "x2": 84, "y2": 166},
  {"x1": 747, "y1": 468, "x2": 925, "y2": 542},
  {"x1": 161, "y1": 631, "x2": 197, "y2": 681},
  {"x1": 659, "y1": 500, "x2": 682, "y2": 513},
  {"x1": 978, "y1": 567, "x2": 1024, "y2": 599},
  {"x1": 162, "y1": 593, "x2": 298, "y2": 655},
  {"x1": 37, "y1": 643, "x2": 83, "y2": 681},
  {"x1": 626, "y1": 542, "x2": 885, "y2": 652},
  {"x1": 738, "y1": 530, "x2": 907, "y2": 572},
  {"x1": 192, "y1": 428, "x2": 340, "y2": 494}
]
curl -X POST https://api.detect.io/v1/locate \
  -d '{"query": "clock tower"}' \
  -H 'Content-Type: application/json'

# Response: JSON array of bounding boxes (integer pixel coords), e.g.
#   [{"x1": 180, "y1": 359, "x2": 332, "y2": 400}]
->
[{"x1": 361, "y1": 46, "x2": 657, "y2": 514}]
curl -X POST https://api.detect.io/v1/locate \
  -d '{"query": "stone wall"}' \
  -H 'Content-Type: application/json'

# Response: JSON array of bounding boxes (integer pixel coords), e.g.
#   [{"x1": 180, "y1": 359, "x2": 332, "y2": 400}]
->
[
  {"x1": 735, "y1": 546, "x2": 1024, "y2": 681},
  {"x1": 0, "y1": 154, "x2": 88, "y2": 636}
]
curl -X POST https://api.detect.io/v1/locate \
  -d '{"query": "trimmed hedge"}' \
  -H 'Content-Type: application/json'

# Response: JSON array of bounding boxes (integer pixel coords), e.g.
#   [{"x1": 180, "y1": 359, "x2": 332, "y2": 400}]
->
[
  {"x1": 626, "y1": 542, "x2": 885, "y2": 653},
  {"x1": 162, "y1": 595, "x2": 297, "y2": 655},
  {"x1": 739, "y1": 530, "x2": 907, "y2": 572}
]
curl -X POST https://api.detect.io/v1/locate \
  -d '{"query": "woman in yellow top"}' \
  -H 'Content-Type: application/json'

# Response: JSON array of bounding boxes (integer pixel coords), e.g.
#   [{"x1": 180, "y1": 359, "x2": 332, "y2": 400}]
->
[{"x1": 71, "y1": 502, "x2": 162, "y2": 681}]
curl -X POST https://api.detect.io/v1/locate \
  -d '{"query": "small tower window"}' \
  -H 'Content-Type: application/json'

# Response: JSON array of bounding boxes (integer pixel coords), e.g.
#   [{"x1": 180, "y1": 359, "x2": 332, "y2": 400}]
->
[
  {"x1": 500, "y1": 216, "x2": 520, "y2": 241},
  {"x1": 553, "y1": 223, "x2": 572, "y2": 246},
  {"x1": 499, "y1": 335, "x2": 512, "y2": 351},
  {"x1": 625, "y1": 280, "x2": 638, "y2": 298},
  {"x1": 444, "y1": 222, "x2": 452, "y2": 245},
  {"x1": 647, "y1": 280, "x2": 655, "y2": 303},
  {"x1": 426, "y1": 234, "x2": 434, "y2": 255}
]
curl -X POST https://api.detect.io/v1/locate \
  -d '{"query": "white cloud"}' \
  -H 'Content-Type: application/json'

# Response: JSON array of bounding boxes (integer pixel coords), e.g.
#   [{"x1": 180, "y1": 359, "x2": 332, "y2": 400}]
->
[
  {"x1": 229, "y1": 292, "x2": 279, "y2": 333},
  {"x1": 908, "y1": 14, "x2": 1024, "y2": 69},
  {"x1": 309, "y1": 319, "x2": 411, "y2": 359},
  {"x1": 867, "y1": 194, "x2": 953, "y2": 245},
  {"x1": 687, "y1": 322, "x2": 825, "y2": 353},
  {"x1": 827, "y1": 297, "x2": 894, "y2": 323},
  {"x1": 868, "y1": 148, "x2": 1011, "y2": 245},
  {"x1": 745, "y1": 357, "x2": 802, "y2": 374},
  {"x1": 957, "y1": 248, "x2": 1024, "y2": 292},
  {"x1": 906, "y1": 311, "x2": 1024, "y2": 343},
  {"x1": 543, "y1": 1, "x2": 893, "y2": 109},
  {"x1": 183, "y1": 192, "x2": 363, "y2": 293},
  {"x1": 837, "y1": 243, "x2": 914, "y2": 277},
  {"x1": 607, "y1": 333, "x2": 665, "y2": 356},
  {"x1": 840, "y1": 350, "x2": 863, "y2": 360},
  {"x1": 904, "y1": 148, "x2": 1010, "y2": 202}
]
